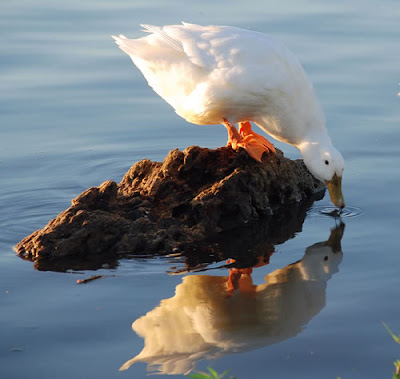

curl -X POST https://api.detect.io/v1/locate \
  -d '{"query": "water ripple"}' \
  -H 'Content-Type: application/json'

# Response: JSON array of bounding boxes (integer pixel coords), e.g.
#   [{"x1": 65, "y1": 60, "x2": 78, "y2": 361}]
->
[{"x1": 308, "y1": 205, "x2": 365, "y2": 219}]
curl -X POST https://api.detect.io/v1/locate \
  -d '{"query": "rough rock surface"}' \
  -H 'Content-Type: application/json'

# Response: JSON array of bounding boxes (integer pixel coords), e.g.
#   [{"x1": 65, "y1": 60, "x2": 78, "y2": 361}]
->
[{"x1": 15, "y1": 146, "x2": 325, "y2": 271}]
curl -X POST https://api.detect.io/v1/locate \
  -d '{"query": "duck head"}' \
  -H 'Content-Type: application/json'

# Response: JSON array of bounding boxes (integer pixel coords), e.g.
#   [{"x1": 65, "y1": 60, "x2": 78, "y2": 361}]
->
[{"x1": 299, "y1": 137, "x2": 345, "y2": 208}]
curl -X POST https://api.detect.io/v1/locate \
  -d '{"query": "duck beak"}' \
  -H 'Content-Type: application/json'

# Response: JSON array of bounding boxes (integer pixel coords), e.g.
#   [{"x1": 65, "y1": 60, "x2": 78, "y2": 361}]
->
[{"x1": 326, "y1": 173, "x2": 345, "y2": 209}]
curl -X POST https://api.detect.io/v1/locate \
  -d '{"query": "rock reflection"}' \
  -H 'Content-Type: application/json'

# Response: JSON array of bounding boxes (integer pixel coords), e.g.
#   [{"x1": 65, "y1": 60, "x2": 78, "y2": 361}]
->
[{"x1": 120, "y1": 223, "x2": 344, "y2": 375}]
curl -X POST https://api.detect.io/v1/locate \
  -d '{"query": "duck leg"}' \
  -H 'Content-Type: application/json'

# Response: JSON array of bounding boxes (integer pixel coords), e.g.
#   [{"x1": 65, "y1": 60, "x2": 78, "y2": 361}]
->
[
  {"x1": 223, "y1": 119, "x2": 275, "y2": 162},
  {"x1": 223, "y1": 119, "x2": 242, "y2": 150}
]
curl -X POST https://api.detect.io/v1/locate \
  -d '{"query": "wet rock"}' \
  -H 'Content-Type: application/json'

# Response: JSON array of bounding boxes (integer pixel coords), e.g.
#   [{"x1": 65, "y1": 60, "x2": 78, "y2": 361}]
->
[{"x1": 15, "y1": 146, "x2": 325, "y2": 271}]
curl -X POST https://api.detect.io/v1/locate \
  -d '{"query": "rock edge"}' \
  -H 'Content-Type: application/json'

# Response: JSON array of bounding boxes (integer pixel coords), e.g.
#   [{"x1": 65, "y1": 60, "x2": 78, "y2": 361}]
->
[{"x1": 15, "y1": 146, "x2": 325, "y2": 270}]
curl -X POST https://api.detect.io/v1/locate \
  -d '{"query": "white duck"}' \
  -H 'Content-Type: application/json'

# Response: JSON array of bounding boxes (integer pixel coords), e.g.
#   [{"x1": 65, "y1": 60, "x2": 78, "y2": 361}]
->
[{"x1": 112, "y1": 23, "x2": 345, "y2": 207}]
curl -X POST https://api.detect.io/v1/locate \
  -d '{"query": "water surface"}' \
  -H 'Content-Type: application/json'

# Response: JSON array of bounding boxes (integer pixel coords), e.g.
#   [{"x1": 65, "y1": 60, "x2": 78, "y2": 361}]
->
[{"x1": 1, "y1": 1, "x2": 400, "y2": 378}]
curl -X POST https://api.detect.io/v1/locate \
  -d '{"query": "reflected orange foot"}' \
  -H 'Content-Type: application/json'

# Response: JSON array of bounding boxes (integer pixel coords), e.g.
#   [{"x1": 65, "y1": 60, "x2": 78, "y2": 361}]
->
[{"x1": 226, "y1": 258, "x2": 254, "y2": 296}]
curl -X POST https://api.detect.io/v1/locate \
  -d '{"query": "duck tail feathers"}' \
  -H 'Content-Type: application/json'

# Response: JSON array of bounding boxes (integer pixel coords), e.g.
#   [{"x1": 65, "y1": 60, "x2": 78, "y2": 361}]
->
[
  {"x1": 111, "y1": 34, "x2": 128, "y2": 46},
  {"x1": 140, "y1": 24, "x2": 184, "y2": 53},
  {"x1": 112, "y1": 34, "x2": 138, "y2": 56}
]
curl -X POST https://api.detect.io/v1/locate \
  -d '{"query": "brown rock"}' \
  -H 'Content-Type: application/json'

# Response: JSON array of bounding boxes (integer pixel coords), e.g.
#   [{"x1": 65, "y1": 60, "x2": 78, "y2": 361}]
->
[{"x1": 15, "y1": 146, "x2": 325, "y2": 271}]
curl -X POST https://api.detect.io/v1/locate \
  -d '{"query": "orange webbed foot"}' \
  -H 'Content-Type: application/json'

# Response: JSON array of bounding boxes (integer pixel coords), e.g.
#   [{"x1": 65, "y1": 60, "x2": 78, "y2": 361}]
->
[
  {"x1": 223, "y1": 120, "x2": 275, "y2": 162},
  {"x1": 238, "y1": 121, "x2": 275, "y2": 162}
]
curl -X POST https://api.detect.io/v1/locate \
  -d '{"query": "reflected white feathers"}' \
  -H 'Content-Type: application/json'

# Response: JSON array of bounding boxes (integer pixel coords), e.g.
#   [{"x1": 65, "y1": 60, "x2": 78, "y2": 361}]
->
[{"x1": 120, "y1": 224, "x2": 344, "y2": 375}]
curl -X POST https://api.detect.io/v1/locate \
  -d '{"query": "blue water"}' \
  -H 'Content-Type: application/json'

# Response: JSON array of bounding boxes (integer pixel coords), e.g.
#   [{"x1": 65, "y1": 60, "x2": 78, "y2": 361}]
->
[{"x1": 1, "y1": 1, "x2": 400, "y2": 378}]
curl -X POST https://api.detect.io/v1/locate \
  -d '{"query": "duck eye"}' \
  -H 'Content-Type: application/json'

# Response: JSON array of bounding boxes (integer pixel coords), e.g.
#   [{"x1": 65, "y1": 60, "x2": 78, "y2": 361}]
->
[{"x1": 324, "y1": 160, "x2": 329, "y2": 165}]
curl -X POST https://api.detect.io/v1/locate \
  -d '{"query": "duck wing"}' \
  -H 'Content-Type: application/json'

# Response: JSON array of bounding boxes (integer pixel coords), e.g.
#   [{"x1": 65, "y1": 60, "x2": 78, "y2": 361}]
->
[
  {"x1": 113, "y1": 23, "x2": 316, "y2": 127},
  {"x1": 112, "y1": 25, "x2": 212, "y2": 111}
]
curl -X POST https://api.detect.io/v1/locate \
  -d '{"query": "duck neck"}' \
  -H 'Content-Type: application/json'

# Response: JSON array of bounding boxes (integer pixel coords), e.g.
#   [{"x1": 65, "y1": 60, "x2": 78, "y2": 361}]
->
[{"x1": 298, "y1": 130, "x2": 332, "y2": 152}]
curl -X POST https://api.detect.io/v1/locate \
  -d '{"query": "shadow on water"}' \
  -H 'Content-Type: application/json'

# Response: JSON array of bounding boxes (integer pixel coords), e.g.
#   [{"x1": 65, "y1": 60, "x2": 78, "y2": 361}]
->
[{"x1": 120, "y1": 222, "x2": 345, "y2": 375}]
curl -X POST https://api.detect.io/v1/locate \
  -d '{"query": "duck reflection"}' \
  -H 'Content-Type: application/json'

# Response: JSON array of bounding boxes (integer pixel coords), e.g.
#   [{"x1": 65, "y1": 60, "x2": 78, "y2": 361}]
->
[{"x1": 120, "y1": 223, "x2": 345, "y2": 375}]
